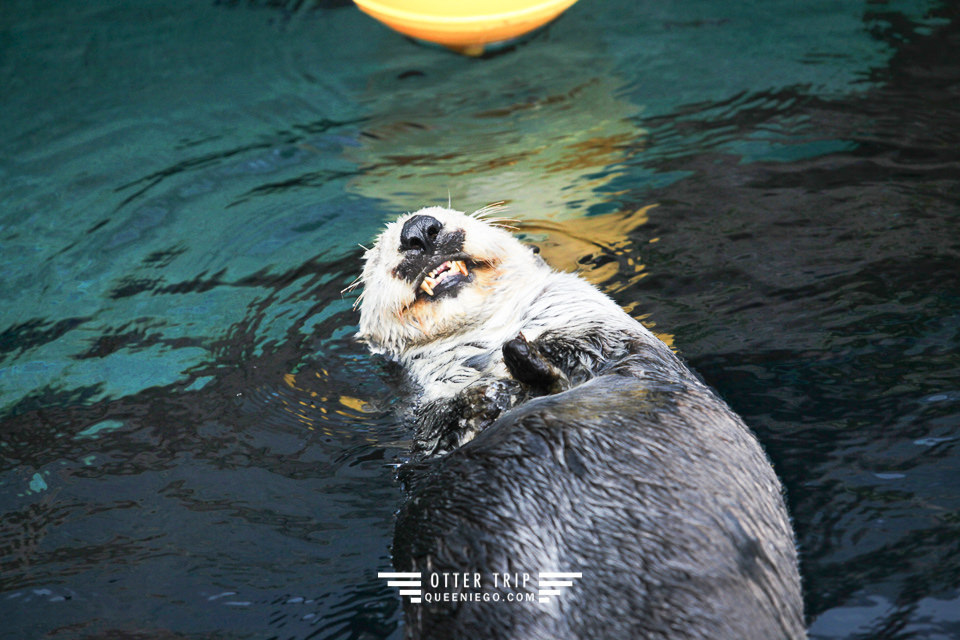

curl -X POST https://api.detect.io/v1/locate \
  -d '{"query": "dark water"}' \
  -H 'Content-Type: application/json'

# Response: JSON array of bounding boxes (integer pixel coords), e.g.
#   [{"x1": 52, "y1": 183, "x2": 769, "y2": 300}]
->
[{"x1": 2, "y1": 0, "x2": 959, "y2": 638}]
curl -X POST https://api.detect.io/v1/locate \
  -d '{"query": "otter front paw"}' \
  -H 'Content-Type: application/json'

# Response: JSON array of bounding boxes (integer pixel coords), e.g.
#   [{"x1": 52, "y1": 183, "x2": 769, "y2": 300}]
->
[
  {"x1": 503, "y1": 333, "x2": 569, "y2": 395},
  {"x1": 417, "y1": 378, "x2": 522, "y2": 456},
  {"x1": 458, "y1": 378, "x2": 520, "y2": 426}
]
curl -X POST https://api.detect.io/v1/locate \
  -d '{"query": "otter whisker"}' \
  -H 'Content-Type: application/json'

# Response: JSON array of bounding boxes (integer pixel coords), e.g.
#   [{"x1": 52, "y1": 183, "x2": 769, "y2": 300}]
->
[
  {"x1": 482, "y1": 217, "x2": 519, "y2": 226},
  {"x1": 481, "y1": 215, "x2": 520, "y2": 231},
  {"x1": 471, "y1": 201, "x2": 508, "y2": 220},
  {"x1": 341, "y1": 275, "x2": 364, "y2": 295},
  {"x1": 351, "y1": 290, "x2": 365, "y2": 311}
]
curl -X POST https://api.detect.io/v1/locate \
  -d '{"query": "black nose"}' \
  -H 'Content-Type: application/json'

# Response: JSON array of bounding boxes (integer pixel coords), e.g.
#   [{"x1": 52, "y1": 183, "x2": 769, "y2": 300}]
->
[{"x1": 399, "y1": 215, "x2": 442, "y2": 252}]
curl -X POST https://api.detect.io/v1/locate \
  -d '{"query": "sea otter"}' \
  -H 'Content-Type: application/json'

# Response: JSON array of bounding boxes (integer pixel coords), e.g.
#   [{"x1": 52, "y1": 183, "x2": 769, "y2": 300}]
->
[{"x1": 356, "y1": 206, "x2": 806, "y2": 639}]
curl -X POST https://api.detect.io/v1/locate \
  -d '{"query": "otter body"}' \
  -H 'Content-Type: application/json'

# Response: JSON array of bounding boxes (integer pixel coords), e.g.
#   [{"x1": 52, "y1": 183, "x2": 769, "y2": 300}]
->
[{"x1": 357, "y1": 206, "x2": 805, "y2": 639}]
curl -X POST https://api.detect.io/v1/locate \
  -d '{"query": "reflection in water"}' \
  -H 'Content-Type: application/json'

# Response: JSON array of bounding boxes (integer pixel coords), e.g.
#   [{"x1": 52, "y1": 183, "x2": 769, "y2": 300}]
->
[
  {"x1": 346, "y1": 69, "x2": 644, "y2": 219},
  {"x1": 515, "y1": 204, "x2": 676, "y2": 348}
]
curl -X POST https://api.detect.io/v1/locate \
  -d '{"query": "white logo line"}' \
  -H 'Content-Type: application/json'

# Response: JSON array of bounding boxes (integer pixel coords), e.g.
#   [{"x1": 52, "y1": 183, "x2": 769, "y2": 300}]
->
[
  {"x1": 379, "y1": 572, "x2": 423, "y2": 604},
  {"x1": 537, "y1": 572, "x2": 582, "y2": 603}
]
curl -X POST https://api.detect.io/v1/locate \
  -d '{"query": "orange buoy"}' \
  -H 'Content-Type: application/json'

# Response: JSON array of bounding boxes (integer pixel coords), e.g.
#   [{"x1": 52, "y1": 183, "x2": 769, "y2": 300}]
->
[{"x1": 353, "y1": 0, "x2": 579, "y2": 55}]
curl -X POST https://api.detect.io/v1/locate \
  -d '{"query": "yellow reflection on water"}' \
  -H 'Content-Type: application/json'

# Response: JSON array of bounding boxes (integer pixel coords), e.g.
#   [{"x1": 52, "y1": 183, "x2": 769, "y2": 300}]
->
[
  {"x1": 276, "y1": 370, "x2": 377, "y2": 437},
  {"x1": 346, "y1": 76, "x2": 645, "y2": 220},
  {"x1": 517, "y1": 203, "x2": 655, "y2": 277},
  {"x1": 517, "y1": 203, "x2": 675, "y2": 350},
  {"x1": 338, "y1": 395, "x2": 371, "y2": 413}
]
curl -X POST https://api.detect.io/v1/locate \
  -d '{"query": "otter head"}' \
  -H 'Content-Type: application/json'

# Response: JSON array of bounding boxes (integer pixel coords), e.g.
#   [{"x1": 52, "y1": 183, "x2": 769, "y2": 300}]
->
[{"x1": 356, "y1": 206, "x2": 543, "y2": 359}]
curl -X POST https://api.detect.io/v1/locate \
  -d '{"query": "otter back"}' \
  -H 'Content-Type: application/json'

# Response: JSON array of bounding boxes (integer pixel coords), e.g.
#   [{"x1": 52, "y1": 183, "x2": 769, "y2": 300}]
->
[{"x1": 393, "y1": 372, "x2": 806, "y2": 640}]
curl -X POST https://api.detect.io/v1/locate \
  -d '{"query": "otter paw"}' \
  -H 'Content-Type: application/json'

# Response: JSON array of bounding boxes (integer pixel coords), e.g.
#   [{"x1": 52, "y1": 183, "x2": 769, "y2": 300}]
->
[
  {"x1": 503, "y1": 333, "x2": 569, "y2": 394},
  {"x1": 424, "y1": 378, "x2": 522, "y2": 455},
  {"x1": 458, "y1": 378, "x2": 521, "y2": 422}
]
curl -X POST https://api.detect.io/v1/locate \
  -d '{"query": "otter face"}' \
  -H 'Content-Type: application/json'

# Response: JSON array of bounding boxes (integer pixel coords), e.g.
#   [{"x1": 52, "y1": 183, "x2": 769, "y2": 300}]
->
[
  {"x1": 391, "y1": 214, "x2": 474, "y2": 302},
  {"x1": 357, "y1": 206, "x2": 541, "y2": 358}
]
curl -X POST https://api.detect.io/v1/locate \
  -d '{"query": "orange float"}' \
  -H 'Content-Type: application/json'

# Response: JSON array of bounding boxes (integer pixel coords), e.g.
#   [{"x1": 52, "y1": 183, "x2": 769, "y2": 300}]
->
[{"x1": 353, "y1": 0, "x2": 579, "y2": 55}]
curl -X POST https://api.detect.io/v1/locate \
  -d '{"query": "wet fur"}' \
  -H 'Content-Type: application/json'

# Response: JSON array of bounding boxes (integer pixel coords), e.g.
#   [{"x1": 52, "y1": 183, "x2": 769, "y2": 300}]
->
[{"x1": 357, "y1": 207, "x2": 806, "y2": 639}]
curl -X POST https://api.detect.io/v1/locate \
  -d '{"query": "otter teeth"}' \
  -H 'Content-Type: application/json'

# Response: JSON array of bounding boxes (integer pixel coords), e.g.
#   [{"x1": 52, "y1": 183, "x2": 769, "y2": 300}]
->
[{"x1": 419, "y1": 261, "x2": 469, "y2": 296}]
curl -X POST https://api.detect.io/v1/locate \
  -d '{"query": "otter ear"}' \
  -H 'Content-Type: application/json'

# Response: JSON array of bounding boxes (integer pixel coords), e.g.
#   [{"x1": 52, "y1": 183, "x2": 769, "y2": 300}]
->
[{"x1": 523, "y1": 243, "x2": 548, "y2": 267}]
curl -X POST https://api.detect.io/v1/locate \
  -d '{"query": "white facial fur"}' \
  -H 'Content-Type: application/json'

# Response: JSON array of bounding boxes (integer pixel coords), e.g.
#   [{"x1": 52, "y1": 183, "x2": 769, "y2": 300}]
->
[
  {"x1": 357, "y1": 206, "x2": 650, "y2": 401},
  {"x1": 357, "y1": 206, "x2": 536, "y2": 352}
]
